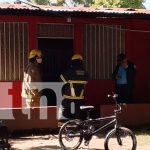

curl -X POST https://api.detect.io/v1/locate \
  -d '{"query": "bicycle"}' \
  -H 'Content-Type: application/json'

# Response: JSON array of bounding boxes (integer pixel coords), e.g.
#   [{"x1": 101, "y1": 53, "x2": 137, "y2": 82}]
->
[{"x1": 58, "y1": 93, "x2": 137, "y2": 150}]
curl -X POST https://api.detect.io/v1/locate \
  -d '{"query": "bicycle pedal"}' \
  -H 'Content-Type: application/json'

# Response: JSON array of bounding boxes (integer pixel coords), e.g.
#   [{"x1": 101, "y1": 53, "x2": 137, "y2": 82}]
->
[{"x1": 84, "y1": 141, "x2": 89, "y2": 146}]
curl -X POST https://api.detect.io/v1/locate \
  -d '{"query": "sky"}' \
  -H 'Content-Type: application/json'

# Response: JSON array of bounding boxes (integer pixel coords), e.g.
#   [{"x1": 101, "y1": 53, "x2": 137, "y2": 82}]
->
[
  {"x1": 1, "y1": 0, "x2": 150, "y2": 9},
  {"x1": 144, "y1": 0, "x2": 150, "y2": 9}
]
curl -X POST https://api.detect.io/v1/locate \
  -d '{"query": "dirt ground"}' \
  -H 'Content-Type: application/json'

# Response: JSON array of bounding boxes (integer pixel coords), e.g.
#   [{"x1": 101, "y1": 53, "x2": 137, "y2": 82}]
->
[{"x1": 8, "y1": 133, "x2": 150, "y2": 150}]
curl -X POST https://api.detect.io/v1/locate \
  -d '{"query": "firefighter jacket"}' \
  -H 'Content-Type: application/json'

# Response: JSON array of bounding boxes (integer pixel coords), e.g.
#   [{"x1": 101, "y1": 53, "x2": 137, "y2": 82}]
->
[
  {"x1": 21, "y1": 63, "x2": 42, "y2": 99},
  {"x1": 60, "y1": 67, "x2": 88, "y2": 100}
]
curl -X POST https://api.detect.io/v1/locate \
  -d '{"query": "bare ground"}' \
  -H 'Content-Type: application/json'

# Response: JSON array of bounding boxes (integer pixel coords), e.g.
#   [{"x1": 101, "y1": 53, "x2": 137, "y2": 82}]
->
[{"x1": 8, "y1": 133, "x2": 150, "y2": 150}]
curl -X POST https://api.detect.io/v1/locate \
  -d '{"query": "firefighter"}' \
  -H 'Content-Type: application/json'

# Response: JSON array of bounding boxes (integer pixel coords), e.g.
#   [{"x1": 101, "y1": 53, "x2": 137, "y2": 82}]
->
[
  {"x1": 21, "y1": 49, "x2": 42, "y2": 108},
  {"x1": 60, "y1": 54, "x2": 88, "y2": 120}
]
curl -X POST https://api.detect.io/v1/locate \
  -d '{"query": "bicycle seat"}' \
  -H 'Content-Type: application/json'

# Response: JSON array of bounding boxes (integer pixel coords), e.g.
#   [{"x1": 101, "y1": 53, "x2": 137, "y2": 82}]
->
[{"x1": 80, "y1": 106, "x2": 94, "y2": 111}]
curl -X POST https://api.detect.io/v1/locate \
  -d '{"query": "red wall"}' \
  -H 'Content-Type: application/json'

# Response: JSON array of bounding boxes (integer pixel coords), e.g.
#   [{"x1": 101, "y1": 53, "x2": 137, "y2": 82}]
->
[
  {"x1": 0, "y1": 15, "x2": 150, "y2": 107},
  {"x1": 125, "y1": 20, "x2": 150, "y2": 102},
  {"x1": 85, "y1": 80, "x2": 115, "y2": 105},
  {"x1": 83, "y1": 19, "x2": 150, "y2": 104}
]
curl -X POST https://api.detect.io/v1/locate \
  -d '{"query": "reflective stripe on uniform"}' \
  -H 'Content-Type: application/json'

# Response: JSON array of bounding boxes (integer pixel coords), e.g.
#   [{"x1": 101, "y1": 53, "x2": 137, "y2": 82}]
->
[
  {"x1": 68, "y1": 80, "x2": 87, "y2": 98},
  {"x1": 80, "y1": 89, "x2": 84, "y2": 97},
  {"x1": 60, "y1": 74, "x2": 67, "y2": 83},
  {"x1": 63, "y1": 95, "x2": 84, "y2": 100},
  {"x1": 68, "y1": 80, "x2": 88, "y2": 84},
  {"x1": 70, "y1": 82, "x2": 76, "y2": 97}
]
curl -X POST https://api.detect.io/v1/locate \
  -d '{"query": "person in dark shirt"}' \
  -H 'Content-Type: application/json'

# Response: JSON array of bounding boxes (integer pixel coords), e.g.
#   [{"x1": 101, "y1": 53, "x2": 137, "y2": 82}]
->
[
  {"x1": 59, "y1": 54, "x2": 88, "y2": 120},
  {"x1": 112, "y1": 53, "x2": 136, "y2": 103}
]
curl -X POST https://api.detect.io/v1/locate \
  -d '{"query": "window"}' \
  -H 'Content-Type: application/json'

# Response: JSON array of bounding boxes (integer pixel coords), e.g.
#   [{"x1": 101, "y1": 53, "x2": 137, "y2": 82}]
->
[
  {"x1": 0, "y1": 22, "x2": 28, "y2": 81},
  {"x1": 83, "y1": 24, "x2": 125, "y2": 79}
]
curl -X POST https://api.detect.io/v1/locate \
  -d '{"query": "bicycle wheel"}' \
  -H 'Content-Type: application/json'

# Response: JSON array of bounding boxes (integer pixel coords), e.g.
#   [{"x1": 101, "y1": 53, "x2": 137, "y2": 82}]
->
[
  {"x1": 104, "y1": 127, "x2": 137, "y2": 150},
  {"x1": 59, "y1": 119, "x2": 83, "y2": 150}
]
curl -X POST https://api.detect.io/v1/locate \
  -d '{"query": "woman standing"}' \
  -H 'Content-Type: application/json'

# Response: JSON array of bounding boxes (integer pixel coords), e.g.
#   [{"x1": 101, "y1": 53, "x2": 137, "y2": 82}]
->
[{"x1": 112, "y1": 53, "x2": 136, "y2": 103}]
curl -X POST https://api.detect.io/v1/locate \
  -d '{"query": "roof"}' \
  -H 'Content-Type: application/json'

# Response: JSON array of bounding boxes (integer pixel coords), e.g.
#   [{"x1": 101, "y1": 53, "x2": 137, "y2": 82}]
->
[{"x1": 0, "y1": 3, "x2": 150, "y2": 19}]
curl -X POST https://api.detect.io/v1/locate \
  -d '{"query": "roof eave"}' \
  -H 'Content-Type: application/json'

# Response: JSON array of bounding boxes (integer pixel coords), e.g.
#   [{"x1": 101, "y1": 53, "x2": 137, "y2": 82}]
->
[{"x1": 1, "y1": 9, "x2": 150, "y2": 20}]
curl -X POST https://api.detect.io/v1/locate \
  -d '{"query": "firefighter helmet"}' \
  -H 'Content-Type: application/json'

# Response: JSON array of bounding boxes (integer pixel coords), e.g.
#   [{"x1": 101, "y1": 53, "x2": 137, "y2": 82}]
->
[
  {"x1": 71, "y1": 54, "x2": 83, "y2": 61},
  {"x1": 28, "y1": 49, "x2": 42, "y2": 59}
]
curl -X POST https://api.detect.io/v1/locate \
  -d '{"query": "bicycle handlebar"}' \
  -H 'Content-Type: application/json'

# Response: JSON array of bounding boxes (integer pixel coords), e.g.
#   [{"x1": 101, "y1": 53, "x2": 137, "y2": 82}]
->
[
  {"x1": 107, "y1": 93, "x2": 123, "y2": 114},
  {"x1": 115, "y1": 104, "x2": 122, "y2": 113},
  {"x1": 107, "y1": 93, "x2": 118, "y2": 100}
]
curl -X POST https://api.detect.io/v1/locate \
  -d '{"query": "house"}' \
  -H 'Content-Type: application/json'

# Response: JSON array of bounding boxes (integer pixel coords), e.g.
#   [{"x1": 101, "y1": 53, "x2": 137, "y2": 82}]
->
[{"x1": 0, "y1": 2, "x2": 150, "y2": 129}]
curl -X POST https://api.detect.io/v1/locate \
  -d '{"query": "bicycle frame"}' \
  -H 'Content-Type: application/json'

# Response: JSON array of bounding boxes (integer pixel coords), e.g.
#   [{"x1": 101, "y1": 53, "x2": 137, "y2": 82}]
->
[
  {"x1": 68, "y1": 95, "x2": 123, "y2": 139},
  {"x1": 80, "y1": 115, "x2": 117, "y2": 136},
  {"x1": 79, "y1": 103, "x2": 122, "y2": 137}
]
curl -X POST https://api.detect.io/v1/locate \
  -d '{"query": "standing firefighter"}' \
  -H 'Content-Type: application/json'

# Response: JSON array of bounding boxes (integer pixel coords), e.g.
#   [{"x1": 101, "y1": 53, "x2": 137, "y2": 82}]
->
[
  {"x1": 60, "y1": 54, "x2": 88, "y2": 120},
  {"x1": 21, "y1": 49, "x2": 42, "y2": 108}
]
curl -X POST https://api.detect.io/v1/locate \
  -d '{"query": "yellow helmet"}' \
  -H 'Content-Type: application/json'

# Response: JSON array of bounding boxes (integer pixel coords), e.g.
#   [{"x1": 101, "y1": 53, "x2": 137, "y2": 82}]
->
[
  {"x1": 28, "y1": 49, "x2": 42, "y2": 59},
  {"x1": 71, "y1": 54, "x2": 83, "y2": 61}
]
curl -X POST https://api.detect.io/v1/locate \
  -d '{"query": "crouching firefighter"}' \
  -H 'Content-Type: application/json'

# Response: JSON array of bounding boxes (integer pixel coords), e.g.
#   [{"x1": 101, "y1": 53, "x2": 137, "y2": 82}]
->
[
  {"x1": 59, "y1": 54, "x2": 88, "y2": 121},
  {"x1": 21, "y1": 49, "x2": 42, "y2": 108}
]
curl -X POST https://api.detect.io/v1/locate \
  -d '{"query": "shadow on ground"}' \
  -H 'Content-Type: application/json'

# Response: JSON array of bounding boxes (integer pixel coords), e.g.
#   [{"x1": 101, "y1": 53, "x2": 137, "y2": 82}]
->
[{"x1": 11, "y1": 145, "x2": 60, "y2": 150}]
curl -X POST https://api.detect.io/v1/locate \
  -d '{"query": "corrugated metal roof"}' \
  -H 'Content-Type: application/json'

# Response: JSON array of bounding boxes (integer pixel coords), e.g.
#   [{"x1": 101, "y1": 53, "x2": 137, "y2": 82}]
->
[{"x1": 0, "y1": 3, "x2": 150, "y2": 15}]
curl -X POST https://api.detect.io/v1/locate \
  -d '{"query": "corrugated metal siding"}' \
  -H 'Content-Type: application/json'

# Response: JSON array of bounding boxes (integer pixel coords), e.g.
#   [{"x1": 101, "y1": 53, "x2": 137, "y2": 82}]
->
[
  {"x1": 37, "y1": 23, "x2": 74, "y2": 38},
  {"x1": 0, "y1": 22, "x2": 28, "y2": 81},
  {"x1": 84, "y1": 24, "x2": 125, "y2": 79}
]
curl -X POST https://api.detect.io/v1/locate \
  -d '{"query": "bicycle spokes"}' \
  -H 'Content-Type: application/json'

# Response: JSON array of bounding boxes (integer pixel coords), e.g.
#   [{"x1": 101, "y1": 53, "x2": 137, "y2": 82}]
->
[
  {"x1": 59, "y1": 120, "x2": 83, "y2": 150},
  {"x1": 105, "y1": 127, "x2": 137, "y2": 150},
  {"x1": 116, "y1": 129, "x2": 123, "y2": 145}
]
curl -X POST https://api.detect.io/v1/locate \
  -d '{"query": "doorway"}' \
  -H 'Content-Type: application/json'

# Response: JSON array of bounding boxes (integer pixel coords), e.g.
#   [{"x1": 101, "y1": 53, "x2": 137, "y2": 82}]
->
[
  {"x1": 38, "y1": 38, "x2": 73, "y2": 82},
  {"x1": 38, "y1": 38, "x2": 73, "y2": 106}
]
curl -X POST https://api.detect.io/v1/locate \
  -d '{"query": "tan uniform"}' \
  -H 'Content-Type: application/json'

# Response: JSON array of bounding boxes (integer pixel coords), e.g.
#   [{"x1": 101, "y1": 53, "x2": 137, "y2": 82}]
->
[{"x1": 21, "y1": 63, "x2": 42, "y2": 108}]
